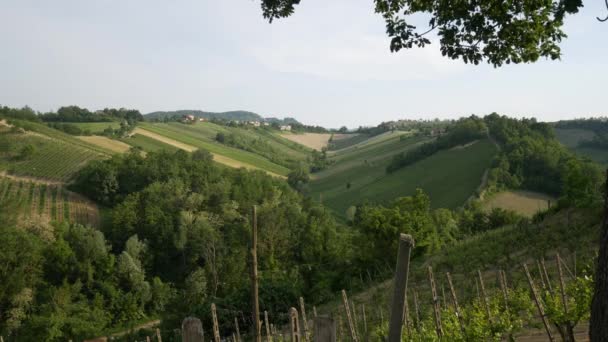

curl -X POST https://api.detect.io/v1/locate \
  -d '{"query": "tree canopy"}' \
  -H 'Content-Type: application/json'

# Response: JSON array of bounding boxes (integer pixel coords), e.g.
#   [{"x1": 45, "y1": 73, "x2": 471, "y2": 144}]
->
[{"x1": 259, "y1": 0, "x2": 585, "y2": 66}]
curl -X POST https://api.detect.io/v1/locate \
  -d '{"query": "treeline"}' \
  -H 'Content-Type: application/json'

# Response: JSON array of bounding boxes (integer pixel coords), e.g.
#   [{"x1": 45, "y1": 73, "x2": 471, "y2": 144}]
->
[
  {"x1": 0, "y1": 105, "x2": 143, "y2": 123},
  {"x1": 386, "y1": 116, "x2": 487, "y2": 173},
  {"x1": 485, "y1": 113, "x2": 602, "y2": 204}
]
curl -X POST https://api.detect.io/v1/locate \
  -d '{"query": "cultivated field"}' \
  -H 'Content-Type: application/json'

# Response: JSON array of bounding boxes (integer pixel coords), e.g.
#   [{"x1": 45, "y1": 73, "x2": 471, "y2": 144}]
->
[
  {"x1": 70, "y1": 121, "x2": 121, "y2": 134},
  {"x1": 137, "y1": 123, "x2": 292, "y2": 176},
  {"x1": 483, "y1": 190, "x2": 554, "y2": 217},
  {"x1": 77, "y1": 135, "x2": 132, "y2": 154},
  {"x1": 311, "y1": 138, "x2": 497, "y2": 218},
  {"x1": 0, "y1": 129, "x2": 104, "y2": 182},
  {"x1": 0, "y1": 176, "x2": 100, "y2": 228},
  {"x1": 280, "y1": 132, "x2": 332, "y2": 150},
  {"x1": 133, "y1": 127, "x2": 197, "y2": 151},
  {"x1": 121, "y1": 133, "x2": 179, "y2": 152}
]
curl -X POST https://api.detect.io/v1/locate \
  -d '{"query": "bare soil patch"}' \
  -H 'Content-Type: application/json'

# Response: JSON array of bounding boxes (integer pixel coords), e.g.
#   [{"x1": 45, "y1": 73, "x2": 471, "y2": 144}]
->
[
  {"x1": 77, "y1": 135, "x2": 132, "y2": 153},
  {"x1": 281, "y1": 133, "x2": 332, "y2": 150}
]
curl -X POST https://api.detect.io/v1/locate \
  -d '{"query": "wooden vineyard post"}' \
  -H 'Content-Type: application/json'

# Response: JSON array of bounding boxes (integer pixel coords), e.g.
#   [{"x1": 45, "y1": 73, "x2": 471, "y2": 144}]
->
[
  {"x1": 477, "y1": 270, "x2": 492, "y2": 323},
  {"x1": 341, "y1": 290, "x2": 359, "y2": 342},
  {"x1": 233, "y1": 334, "x2": 236, "y2": 342},
  {"x1": 523, "y1": 263, "x2": 555, "y2": 342},
  {"x1": 537, "y1": 260, "x2": 548, "y2": 291},
  {"x1": 541, "y1": 258, "x2": 554, "y2": 294},
  {"x1": 300, "y1": 297, "x2": 310, "y2": 342},
  {"x1": 147, "y1": 336, "x2": 151, "y2": 342},
  {"x1": 156, "y1": 328, "x2": 162, "y2": 342},
  {"x1": 251, "y1": 206, "x2": 262, "y2": 342},
  {"x1": 446, "y1": 272, "x2": 465, "y2": 335},
  {"x1": 402, "y1": 293, "x2": 411, "y2": 337},
  {"x1": 212, "y1": 303, "x2": 221, "y2": 342},
  {"x1": 556, "y1": 254, "x2": 569, "y2": 316},
  {"x1": 313, "y1": 306, "x2": 318, "y2": 318},
  {"x1": 388, "y1": 234, "x2": 414, "y2": 342},
  {"x1": 350, "y1": 299, "x2": 358, "y2": 334},
  {"x1": 290, "y1": 307, "x2": 301, "y2": 342},
  {"x1": 556, "y1": 254, "x2": 575, "y2": 341},
  {"x1": 235, "y1": 317, "x2": 241, "y2": 342},
  {"x1": 264, "y1": 310, "x2": 272, "y2": 342},
  {"x1": 428, "y1": 266, "x2": 443, "y2": 338},
  {"x1": 182, "y1": 317, "x2": 205, "y2": 342},
  {"x1": 337, "y1": 312, "x2": 343, "y2": 342},
  {"x1": 313, "y1": 317, "x2": 336, "y2": 342},
  {"x1": 412, "y1": 289, "x2": 420, "y2": 330},
  {"x1": 498, "y1": 270, "x2": 509, "y2": 312},
  {"x1": 362, "y1": 304, "x2": 368, "y2": 340}
]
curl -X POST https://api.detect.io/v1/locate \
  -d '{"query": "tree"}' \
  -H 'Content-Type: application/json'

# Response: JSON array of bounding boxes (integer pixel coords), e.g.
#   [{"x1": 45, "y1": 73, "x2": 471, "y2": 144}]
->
[
  {"x1": 591, "y1": 170, "x2": 608, "y2": 341},
  {"x1": 259, "y1": 0, "x2": 586, "y2": 66}
]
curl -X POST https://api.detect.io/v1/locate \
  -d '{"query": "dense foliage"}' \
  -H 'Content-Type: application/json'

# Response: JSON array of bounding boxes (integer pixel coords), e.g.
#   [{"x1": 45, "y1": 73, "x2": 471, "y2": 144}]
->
[
  {"x1": 259, "y1": 0, "x2": 583, "y2": 66},
  {"x1": 70, "y1": 150, "x2": 353, "y2": 335},
  {"x1": 485, "y1": 113, "x2": 603, "y2": 204},
  {"x1": 0, "y1": 105, "x2": 143, "y2": 125},
  {"x1": 387, "y1": 116, "x2": 487, "y2": 173}
]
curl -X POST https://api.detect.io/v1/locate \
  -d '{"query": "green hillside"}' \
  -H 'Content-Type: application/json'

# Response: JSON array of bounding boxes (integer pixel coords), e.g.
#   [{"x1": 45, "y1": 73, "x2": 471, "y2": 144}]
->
[
  {"x1": 311, "y1": 138, "x2": 497, "y2": 218},
  {"x1": 0, "y1": 122, "x2": 108, "y2": 181},
  {"x1": 137, "y1": 122, "x2": 310, "y2": 176},
  {"x1": 555, "y1": 128, "x2": 608, "y2": 166},
  {"x1": 120, "y1": 133, "x2": 179, "y2": 153}
]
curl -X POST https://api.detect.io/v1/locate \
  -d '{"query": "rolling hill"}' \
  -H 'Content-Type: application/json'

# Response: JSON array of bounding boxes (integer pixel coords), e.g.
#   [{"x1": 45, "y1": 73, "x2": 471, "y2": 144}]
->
[
  {"x1": 310, "y1": 135, "x2": 498, "y2": 218},
  {"x1": 555, "y1": 127, "x2": 608, "y2": 166}
]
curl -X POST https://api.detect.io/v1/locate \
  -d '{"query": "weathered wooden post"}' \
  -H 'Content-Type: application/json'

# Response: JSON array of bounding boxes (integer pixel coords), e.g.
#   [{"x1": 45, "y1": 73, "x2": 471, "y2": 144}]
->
[
  {"x1": 350, "y1": 299, "x2": 359, "y2": 334},
  {"x1": 155, "y1": 328, "x2": 162, "y2": 342},
  {"x1": 313, "y1": 316, "x2": 336, "y2": 342},
  {"x1": 147, "y1": 336, "x2": 151, "y2": 342},
  {"x1": 498, "y1": 270, "x2": 509, "y2": 312},
  {"x1": 556, "y1": 254, "x2": 569, "y2": 316},
  {"x1": 264, "y1": 311, "x2": 272, "y2": 342},
  {"x1": 536, "y1": 260, "x2": 548, "y2": 291},
  {"x1": 211, "y1": 303, "x2": 221, "y2": 342},
  {"x1": 313, "y1": 306, "x2": 318, "y2": 318},
  {"x1": 234, "y1": 317, "x2": 241, "y2": 342},
  {"x1": 361, "y1": 304, "x2": 368, "y2": 340},
  {"x1": 523, "y1": 263, "x2": 555, "y2": 342},
  {"x1": 388, "y1": 234, "x2": 414, "y2": 342},
  {"x1": 477, "y1": 270, "x2": 492, "y2": 322},
  {"x1": 412, "y1": 289, "x2": 420, "y2": 330},
  {"x1": 341, "y1": 290, "x2": 358, "y2": 342},
  {"x1": 402, "y1": 293, "x2": 411, "y2": 337},
  {"x1": 290, "y1": 307, "x2": 301, "y2": 342},
  {"x1": 541, "y1": 258, "x2": 554, "y2": 294},
  {"x1": 251, "y1": 206, "x2": 262, "y2": 342},
  {"x1": 428, "y1": 266, "x2": 443, "y2": 338},
  {"x1": 337, "y1": 312, "x2": 343, "y2": 342},
  {"x1": 446, "y1": 272, "x2": 465, "y2": 335},
  {"x1": 182, "y1": 317, "x2": 205, "y2": 342},
  {"x1": 300, "y1": 297, "x2": 310, "y2": 342}
]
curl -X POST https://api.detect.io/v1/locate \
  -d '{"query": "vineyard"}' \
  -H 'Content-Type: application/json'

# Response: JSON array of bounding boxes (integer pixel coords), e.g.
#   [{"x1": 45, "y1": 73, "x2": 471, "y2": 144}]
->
[
  {"x1": 0, "y1": 124, "x2": 105, "y2": 181},
  {"x1": 0, "y1": 176, "x2": 100, "y2": 228}
]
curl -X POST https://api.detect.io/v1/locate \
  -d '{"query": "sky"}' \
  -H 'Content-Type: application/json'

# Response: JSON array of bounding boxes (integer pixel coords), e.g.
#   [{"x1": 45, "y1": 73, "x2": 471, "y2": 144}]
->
[{"x1": 0, "y1": 0, "x2": 607, "y2": 128}]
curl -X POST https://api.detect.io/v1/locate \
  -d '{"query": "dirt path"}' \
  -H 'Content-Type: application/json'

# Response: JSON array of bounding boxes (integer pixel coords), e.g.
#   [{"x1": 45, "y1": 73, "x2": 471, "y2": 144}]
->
[
  {"x1": 133, "y1": 127, "x2": 197, "y2": 152},
  {"x1": 0, "y1": 171, "x2": 64, "y2": 186}
]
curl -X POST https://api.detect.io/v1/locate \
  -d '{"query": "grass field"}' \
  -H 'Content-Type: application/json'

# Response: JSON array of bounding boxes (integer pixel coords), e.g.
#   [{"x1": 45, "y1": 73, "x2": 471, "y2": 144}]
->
[
  {"x1": 69, "y1": 121, "x2": 121, "y2": 134},
  {"x1": 138, "y1": 123, "x2": 292, "y2": 176},
  {"x1": 483, "y1": 190, "x2": 555, "y2": 217},
  {"x1": 0, "y1": 176, "x2": 100, "y2": 227},
  {"x1": 311, "y1": 139, "x2": 497, "y2": 218},
  {"x1": 77, "y1": 135, "x2": 132, "y2": 154},
  {"x1": 0, "y1": 129, "x2": 105, "y2": 182}
]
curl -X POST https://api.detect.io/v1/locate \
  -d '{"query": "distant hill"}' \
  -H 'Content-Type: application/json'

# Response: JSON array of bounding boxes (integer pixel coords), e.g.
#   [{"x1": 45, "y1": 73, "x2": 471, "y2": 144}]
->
[{"x1": 145, "y1": 110, "x2": 301, "y2": 125}]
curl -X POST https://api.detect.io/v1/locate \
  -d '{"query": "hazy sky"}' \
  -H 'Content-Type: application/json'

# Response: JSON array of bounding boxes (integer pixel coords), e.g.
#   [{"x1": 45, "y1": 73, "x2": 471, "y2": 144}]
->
[{"x1": 1, "y1": 0, "x2": 607, "y2": 128}]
